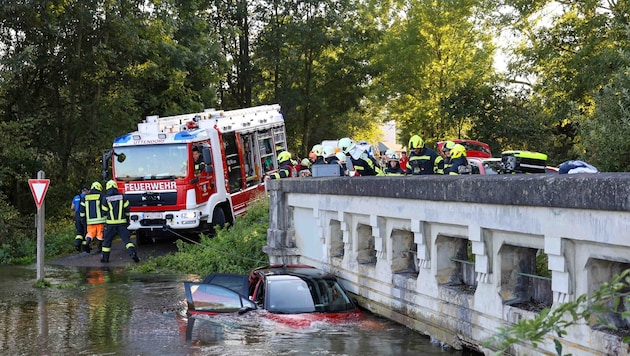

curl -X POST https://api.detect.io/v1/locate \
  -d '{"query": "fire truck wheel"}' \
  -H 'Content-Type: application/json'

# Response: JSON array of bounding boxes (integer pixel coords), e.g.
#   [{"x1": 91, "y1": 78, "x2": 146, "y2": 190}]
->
[{"x1": 212, "y1": 207, "x2": 226, "y2": 229}]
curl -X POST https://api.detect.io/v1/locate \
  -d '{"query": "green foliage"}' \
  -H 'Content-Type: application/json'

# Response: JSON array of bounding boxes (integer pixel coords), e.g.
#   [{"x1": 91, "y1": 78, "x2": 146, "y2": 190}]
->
[
  {"x1": 0, "y1": 207, "x2": 76, "y2": 265},
  {"x1": 578, "y1": 57, "x2": 630, "y2": 171},
  {"x1": 134, "y1": 198, "x2": 270, "y2": 276},
  {"x1": 503, "y1": 0, "x2": 630, "y2": 166},
  {"x1": 372, "y1": 0, "x2": 497, "y2": 145},
  {"x1": 485, "y1": 269, "x2": 630, "y2": 354}
]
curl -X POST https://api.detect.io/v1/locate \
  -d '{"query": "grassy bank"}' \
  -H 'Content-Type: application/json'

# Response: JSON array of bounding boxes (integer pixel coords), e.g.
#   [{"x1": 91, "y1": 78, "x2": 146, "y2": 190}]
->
[
  {"x1": 3, "y1": 196, "x2": 270, "y2": 277},
  {"x1": 133, "y1": 197, "x2": 270, "y2": 276}
]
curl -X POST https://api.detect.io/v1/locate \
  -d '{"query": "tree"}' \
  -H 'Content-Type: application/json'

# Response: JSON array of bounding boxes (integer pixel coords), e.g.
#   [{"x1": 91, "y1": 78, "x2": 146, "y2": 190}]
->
[
  {"x1": 371, "y1": 0, "x2": 497, "y2": 147},
  {"x1": 498, "y1": 0, "x2": 630, "y2": 166},
  {"x1": 252, "y1": 0, "x2": 381, "y2": 156},
  {"x1": 0, "y1": 0, "x2": 223, "y2": 217}
]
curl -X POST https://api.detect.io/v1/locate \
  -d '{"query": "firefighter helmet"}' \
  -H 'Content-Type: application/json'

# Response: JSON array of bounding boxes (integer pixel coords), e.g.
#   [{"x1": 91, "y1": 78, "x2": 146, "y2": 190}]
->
[
  {"x1": 301, "y1": 158, "x2": 311, "y2": 167},
  {"x1": 277, "y1": 151, "x2": 291, "y2": 163},
  {"x1": 442, "y1": 140, "x2": 455, "y2": 153},
  {"x1": 335, "y1": 152, "x2": 347, "y2": 163},
  {"x1": 450, "y1": 144, "x2": 467, "y2": 159},
  {"x1": 91, "y1": 181, "x2": 103, "y2": 191},
  {"x1": 322, "y1": 146, "x2": 336, "y2": 159},
  {"x1": 106, "y1": 180, "x2": 118, "y2": 190},
  {"x1": 385, "y1": 149, "x2": 398, "y2": 161},
  {"x1": 408, "y1": 135, "x2": 424, "y2": 150},
  {"x1": 338, "y1": 137, "x2": 355, "y2": 154},
  {"x1": 311, "y1": 144, "x2": 323, "y2": 157}
]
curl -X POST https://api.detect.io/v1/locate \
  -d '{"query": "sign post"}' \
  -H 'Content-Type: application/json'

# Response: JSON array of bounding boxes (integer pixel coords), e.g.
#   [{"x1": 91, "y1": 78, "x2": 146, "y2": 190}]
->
[{"x1": 28, "y1": 171, "x2": 50, "y2": 281}]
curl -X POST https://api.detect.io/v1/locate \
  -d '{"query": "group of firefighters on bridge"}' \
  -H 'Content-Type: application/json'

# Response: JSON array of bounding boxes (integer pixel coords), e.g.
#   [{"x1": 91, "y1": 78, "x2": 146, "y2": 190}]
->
[{"x1": 265, "y1": 136, "x2": 469, "y2": 179}]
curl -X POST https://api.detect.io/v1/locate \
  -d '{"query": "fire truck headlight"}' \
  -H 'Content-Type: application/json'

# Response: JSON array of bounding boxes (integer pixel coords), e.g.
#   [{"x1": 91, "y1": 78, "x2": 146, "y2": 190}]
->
[{"x1": 182, "y1": 212, "x2": 197, "y2": 219}]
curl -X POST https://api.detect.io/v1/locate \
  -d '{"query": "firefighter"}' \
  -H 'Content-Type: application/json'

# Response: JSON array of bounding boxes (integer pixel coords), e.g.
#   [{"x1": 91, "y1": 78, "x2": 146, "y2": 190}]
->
[
  {"x1": 444, "y1": 144, "x2": 471, "y2": 175},
  {"x1": 80, "y1": 181, "x2": 106, "y2": 253},
  {"x1": 384, "y1": 150, "x2": 405, "y2": 175},
  {"x1": 323, "y1": 146, "x2": 345, "y2": 176},
  {"x1": 406, "y1": 135, "x2": 444, "y2": 175},
  {"x1": 299, "y1": 158, "x2": 312, "y2": 177},
  {"x1": 266, "y1": 151, "x2": 294, "y2": 180},
  {"x1": 192, "y1": 146, "x2": 205, "y2": 174},
  {"x1": 71, "y1": 186, "x2": 89, "y2": 251},
  {"x1": 310, "y1": 144, "x2": 325, "y2": 165},
  {"x1": 100, "y1": 180, "x2": 139, "y2": 263},
  {"x1": 441, "y1": 140, "x2": 456, "y2": 172},
  {"x1": 338, "y1": 137, "x2": 385, "y2": 176},
  {"x1": 335, "y1": 152, "x2": 349, "y2": 176}
]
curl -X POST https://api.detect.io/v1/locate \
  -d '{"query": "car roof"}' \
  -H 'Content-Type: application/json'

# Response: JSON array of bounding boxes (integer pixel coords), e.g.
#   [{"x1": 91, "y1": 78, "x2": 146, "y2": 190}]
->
[{"x1": 250, "y1": 264, "x2": 336, "y2": 280}]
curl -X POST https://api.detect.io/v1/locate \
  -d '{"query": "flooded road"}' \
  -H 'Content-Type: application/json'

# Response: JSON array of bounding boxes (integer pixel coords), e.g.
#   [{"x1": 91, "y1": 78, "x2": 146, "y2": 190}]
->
[{"x1": 0, "y1": 265, "x2": 477, "y2": 355}]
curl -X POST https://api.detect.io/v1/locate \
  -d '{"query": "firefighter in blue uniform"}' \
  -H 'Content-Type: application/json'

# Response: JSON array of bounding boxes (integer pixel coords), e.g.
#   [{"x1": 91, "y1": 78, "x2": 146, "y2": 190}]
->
[
  {"x1": 406, "y1": 135, "x2": 444, "y2": 175},
  {"x1": 100, "y1": 180, "x2": 139, "y2": 263},
  {"x1": 71, "y1": 186, "x2": 89, "y2": 251}
]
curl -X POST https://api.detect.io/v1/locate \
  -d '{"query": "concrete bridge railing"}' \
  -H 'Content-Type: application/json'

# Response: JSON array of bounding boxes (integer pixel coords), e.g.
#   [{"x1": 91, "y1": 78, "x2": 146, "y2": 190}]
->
[{"x1": 264, "y1": 173, "x2": 630, "y2": 355}]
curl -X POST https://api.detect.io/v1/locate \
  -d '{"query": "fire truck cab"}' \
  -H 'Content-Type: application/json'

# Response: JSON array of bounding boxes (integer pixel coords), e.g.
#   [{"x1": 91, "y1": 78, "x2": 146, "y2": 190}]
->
[{"x1": 103, "y1": 104, "x2": 287, "y2": 243}]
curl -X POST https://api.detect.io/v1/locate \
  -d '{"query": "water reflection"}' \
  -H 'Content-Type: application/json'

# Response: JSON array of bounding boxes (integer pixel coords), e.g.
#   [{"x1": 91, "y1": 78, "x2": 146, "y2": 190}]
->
[{"x1": 0, "y1": 265, "x2": 475, "y2": 355}]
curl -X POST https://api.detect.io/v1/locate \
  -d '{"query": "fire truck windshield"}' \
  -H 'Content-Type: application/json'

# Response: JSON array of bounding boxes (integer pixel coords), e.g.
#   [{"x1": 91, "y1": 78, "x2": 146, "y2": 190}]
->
[{"x1": 113, "y1": 144, "x2": 189, "y2": 180}]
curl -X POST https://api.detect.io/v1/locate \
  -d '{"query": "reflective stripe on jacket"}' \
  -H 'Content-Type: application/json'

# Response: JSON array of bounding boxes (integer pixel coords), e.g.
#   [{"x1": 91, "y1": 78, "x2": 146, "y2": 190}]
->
[
  {"x1": 102, "y1": 193, "x2": 130, "y2": 224},
  {"x1": 80, "y1": 192, "x2": 106, "y2": 225},
  {"x1": 406, "y1": 148, "x2": 444, "y2": 175}
]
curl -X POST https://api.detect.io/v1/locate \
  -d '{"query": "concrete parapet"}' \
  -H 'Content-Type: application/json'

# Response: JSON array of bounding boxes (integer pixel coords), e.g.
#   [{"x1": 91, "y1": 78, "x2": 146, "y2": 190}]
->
[{"x1": 266, "y1": 174, "x2": 630, "y2": 355}]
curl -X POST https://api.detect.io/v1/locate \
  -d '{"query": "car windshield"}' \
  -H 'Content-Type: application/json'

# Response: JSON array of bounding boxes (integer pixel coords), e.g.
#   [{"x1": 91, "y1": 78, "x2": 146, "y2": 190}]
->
[
  {"x1": 113, "y1": 144, "x2": 189, "y2": 180},
  {"x1": 267, "y1": 275, "x2": 355, "y2": 314}
]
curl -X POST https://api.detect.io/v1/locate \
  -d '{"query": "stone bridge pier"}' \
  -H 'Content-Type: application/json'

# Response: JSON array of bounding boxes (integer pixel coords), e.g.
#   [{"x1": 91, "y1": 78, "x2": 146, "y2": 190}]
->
[{"x1": 264, "y1": 174, "x2": 630, "y2": 355}]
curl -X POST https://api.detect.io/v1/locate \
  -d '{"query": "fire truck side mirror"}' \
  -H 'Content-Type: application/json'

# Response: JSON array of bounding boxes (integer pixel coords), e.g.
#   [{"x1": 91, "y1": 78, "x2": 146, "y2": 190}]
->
[
  {"x1": 116, "y1": 153, "x2": 126, "y2": 163},
  {"x1": 202, "y1": 147, "x2": 213, "y2": 173}
]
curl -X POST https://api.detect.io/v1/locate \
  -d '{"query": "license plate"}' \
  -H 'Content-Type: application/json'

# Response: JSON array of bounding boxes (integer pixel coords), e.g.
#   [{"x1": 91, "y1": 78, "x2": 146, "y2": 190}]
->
[{"x1": 143, "y1": 212, "x2": 163, "y2": 219}]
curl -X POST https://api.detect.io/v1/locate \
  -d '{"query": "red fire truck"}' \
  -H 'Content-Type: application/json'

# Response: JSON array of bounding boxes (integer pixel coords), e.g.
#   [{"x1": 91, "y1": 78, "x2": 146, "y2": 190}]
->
[{"x1": 102, "y1": 104, "x2": 287, "y2": 243}]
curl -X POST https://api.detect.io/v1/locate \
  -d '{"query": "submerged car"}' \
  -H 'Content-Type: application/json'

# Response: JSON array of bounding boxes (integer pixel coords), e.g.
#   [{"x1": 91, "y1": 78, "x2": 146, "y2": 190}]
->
[{"x1": 184, "y1": 264, "x2": 361, "y2": 327}]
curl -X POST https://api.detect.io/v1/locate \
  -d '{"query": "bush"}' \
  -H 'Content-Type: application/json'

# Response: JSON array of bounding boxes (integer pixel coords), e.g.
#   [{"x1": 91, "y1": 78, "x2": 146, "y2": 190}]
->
[{"x1": 134, "y1": 197, "x2": 270, "y2": 276}]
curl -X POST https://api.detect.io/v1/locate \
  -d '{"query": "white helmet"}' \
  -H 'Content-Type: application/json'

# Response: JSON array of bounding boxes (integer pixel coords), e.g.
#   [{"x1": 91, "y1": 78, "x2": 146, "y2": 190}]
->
[
  {"x1": 311, "y1": 144, "x2": 324, "y2": 157},
  {"x1": 335, "y1": 152, "x2": 347, "y2": 163},
  {"x1": 322, "y1": 146, "x2": 336, "y2": 159},
  {"x1": 385, "y1": 149, "x2": 398, "y2": 161},
  {"x1": 337, "y1": 138, "x2": 355, "y2": 154}
]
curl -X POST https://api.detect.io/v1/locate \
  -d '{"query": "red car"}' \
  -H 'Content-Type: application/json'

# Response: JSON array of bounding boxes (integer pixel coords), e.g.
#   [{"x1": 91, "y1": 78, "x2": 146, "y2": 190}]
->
[
  {"x1": 436, "y1": 139, "x2": 492, "y2": 158},
  {"x1": 184, "y1": 264, "x2": 362, "y2": 328}
]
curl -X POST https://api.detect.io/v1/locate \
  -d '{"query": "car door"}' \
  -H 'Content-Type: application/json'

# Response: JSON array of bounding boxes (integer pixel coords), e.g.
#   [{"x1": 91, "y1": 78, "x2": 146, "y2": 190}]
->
[{"x1": 184, "y1": 282, "x2": 256, "y2": 315}]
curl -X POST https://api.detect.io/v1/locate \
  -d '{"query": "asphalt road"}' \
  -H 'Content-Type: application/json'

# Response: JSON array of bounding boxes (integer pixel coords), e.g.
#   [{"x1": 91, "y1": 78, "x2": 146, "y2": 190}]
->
[{"x1": 48, "y1": 235, "x2": 180, "y2": 268}]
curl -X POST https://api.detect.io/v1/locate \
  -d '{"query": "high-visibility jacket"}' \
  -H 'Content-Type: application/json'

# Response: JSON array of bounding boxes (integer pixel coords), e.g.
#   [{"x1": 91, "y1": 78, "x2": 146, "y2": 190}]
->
[
  {"x1": 80, "y1": 190, "x2": 106, "y2": 225},
  {"x1": 348, "y1": 148, "x2": 385, "y2": 176},
  {"x1": 406, "y1": 148, "x2": 444, "y2": 175},
  {"x1": 101, "y1": 190, "x2": 130, "y2": 224},
  {"x1": 269, "y1": 161, "x2": 294, "y2": 179}
]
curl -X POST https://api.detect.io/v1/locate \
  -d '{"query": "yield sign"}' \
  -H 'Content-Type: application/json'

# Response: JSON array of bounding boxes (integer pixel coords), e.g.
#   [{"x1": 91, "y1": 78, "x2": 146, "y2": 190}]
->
[{"x1": 28, "y1": 179, "x2": 50, "y2": 210}]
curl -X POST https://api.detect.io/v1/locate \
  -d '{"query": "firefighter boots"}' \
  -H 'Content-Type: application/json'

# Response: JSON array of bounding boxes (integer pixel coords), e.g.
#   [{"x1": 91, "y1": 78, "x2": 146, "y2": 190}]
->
[
  {"x1": 100, "y1": 252, "x2": 110, "y2": 263},
  {"x1": 96, "y1": 240, "x2": 103, "y2": 253},
  {"x1": 74, "y1": 237, "x2": 83, "y2": 252},
  {"x1": 82, "y1": 237, "x2": 92, "y2": 253}
]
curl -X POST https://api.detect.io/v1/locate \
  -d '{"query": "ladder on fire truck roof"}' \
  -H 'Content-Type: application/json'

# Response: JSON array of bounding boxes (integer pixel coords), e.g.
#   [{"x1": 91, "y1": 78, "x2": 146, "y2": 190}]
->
[{"x1": 138, "y1": 104, "x2": 283, "y2": 134}]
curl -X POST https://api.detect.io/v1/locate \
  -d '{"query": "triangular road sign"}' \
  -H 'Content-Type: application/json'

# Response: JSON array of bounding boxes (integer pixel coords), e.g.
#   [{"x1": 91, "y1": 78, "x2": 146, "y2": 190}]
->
[{"x1": 28, "y1": 179, "x2": 50, "y2": 210}]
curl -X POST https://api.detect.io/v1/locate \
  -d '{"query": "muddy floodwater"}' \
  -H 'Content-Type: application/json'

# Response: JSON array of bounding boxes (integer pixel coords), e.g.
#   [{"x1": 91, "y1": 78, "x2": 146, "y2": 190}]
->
[{"x1": 0, "y1": 265, "x2": 478, "y2": 355}]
